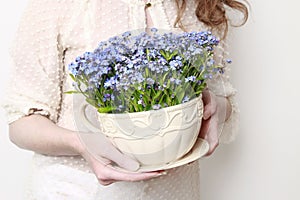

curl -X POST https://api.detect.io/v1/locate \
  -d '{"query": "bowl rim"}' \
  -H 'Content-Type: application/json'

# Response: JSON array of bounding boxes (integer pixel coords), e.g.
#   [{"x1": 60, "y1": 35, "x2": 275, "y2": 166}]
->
[{"x1": 97, "y1": 95, "x2": 203, "y2": 119}]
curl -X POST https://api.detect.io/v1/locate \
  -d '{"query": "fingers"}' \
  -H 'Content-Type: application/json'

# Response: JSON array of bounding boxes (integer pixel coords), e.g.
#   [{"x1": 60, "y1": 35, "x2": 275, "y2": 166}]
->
[
  {"x1": 106, "y1": 166, "x2": 162, "y2": 181},
  {"x1": 201, "y1": 88, "x2": 211, "y2": 104},
  {"x1": 203, "y1": 102, "x2": 217, "y2": 120},
  {"x1": 99, "y1": 179, "x2": 115, "y2": 186},
  {"x1": 101, "y1": 144, "x2": 140, "y2": 172},
  {"x1": 202, "y1": 91, "x2": 217, "y2": 120},
  {"x1": 198, "y1": 111, "x2": 219, "y2": 156},
  {"x1": 198, "y1": 118, "x2": 210, "y2": 139},
  {"x1": 86, "y1": 153, "x2": 164, "y2": 186},
  {"x1": 80, "y1": 132, "x2": 140, "y2": 171},
  {"x1": 96, "y1": 164, "x2": 163, "y2": 186},
  {"x1": 203, "y1": 117, "x2": 219, "y2": 156}
]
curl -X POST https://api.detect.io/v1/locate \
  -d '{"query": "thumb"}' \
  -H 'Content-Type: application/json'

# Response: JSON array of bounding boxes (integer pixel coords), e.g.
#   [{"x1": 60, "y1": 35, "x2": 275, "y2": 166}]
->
[
  {"x1": 79, "y1": 132, "x2": 140, "y2": 171},
  {"x1": 203, "y1": 102, "x2": 217, "y2": 120},
  {"x1": 107, "y1": 147, "x2": 140, "y2": 171}
]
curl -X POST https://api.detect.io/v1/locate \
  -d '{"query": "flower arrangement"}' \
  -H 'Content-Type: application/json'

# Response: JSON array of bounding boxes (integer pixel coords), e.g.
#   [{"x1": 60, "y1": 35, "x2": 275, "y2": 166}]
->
[{"x1": 68, "y1": 28, "x2": 224, "y2": 114}]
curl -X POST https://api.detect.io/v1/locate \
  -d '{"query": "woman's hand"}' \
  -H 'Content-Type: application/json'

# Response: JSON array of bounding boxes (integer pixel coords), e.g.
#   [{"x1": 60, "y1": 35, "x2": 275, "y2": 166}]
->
[
  {"x1": 9, "y1": 114, "x2": 163, "y2": 187},
  {"x1": 198, "y1": 89, "x2": 232, "y2": 156},
  {"x1": 82, "y1": 150, "x2": 163, "y2": 186},
  {"x1": 76, "y1": 132, "x2": 163, "y2": 186}
]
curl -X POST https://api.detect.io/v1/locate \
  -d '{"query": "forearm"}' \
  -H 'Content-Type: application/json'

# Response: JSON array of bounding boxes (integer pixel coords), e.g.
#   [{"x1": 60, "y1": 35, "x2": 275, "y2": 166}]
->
[{"x1": 9, "y1": 114, "x2": 83, "y2": 156}]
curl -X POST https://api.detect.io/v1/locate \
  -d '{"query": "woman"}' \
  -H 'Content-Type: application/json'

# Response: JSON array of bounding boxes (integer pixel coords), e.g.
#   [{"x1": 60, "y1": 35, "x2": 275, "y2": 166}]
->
[{"x1": 3, "y1": 0, "x2": 248, "y2": 199}]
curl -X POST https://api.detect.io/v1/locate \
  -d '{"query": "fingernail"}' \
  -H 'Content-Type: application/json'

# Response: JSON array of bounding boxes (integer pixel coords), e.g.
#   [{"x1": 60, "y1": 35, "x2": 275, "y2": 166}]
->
[
  {"x1": 160, "y1": 171, "x2": 168, "y2": 175},
  {"x1": 156, "y1": 171, "x2": 168, "y2": 177}
]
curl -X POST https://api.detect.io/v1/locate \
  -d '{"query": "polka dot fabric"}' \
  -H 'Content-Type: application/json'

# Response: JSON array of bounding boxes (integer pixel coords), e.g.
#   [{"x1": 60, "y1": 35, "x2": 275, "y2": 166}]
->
[{"x1": 3, "y1": 0, "x2": 239, "y2": 199}]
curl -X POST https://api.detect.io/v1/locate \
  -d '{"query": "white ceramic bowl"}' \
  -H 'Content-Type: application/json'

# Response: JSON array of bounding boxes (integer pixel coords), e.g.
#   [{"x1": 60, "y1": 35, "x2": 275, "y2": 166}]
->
[{"x1": 80, "y1": 96, "x2": 203, "y2": 166}]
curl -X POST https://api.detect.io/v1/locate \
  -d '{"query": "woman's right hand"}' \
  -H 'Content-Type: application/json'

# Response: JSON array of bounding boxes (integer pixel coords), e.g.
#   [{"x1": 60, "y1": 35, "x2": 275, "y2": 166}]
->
[
  {"x1": 75, "y1": 132, "x2": 163, "y2": 186},
  {"x1": 9, "y1": 114, "x2": 162, "y2": 186}
]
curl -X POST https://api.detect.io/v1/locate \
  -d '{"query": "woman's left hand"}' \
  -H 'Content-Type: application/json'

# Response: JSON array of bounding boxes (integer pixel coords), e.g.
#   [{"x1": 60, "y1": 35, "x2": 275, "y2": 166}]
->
[{"x1": 198, "y1": 89, "x2": 231, "y2": 156}]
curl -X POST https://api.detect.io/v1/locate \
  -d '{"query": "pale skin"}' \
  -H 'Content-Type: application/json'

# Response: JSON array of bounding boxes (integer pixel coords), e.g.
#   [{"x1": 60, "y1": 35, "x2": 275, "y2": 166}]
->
[
  {"x1": 9, "y1": 1, "x2": 232, "y2": 186},
  {"x1": 9, "y1": 90, "x2": 231, "y2": 186},
  {"x1": 199, "y1": 89, "x2": 232, "y2": 156}
]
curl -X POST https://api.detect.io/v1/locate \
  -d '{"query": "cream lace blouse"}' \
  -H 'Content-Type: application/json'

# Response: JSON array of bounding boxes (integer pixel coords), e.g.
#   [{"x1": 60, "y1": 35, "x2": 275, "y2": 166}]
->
[{"x1": 3, "y1": 0, "x2": 239, "y2": 199}]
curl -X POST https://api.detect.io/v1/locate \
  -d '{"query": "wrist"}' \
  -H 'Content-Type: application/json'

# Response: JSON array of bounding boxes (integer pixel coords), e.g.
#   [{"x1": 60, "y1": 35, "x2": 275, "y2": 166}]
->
[
  {"x1": 63, "y1": 130, "x2": 86, "y2": 156},
  {"x1": 68, "y1": 132, "x2": 93, "y2": 163}
]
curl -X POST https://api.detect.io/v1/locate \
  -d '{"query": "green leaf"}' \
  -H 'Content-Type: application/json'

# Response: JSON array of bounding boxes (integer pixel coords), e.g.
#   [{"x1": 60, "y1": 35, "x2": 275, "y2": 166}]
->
[
  {"x1": 97, "y1": 106, "x2": 115, "y2": 113},
  {"x1": 153, "y1": 90, "x2": 162, "y2": 102},
  {"x1": 131, "y1": 101, "x2": 140, "y2": 112},
  {"x1": 158, "y1": 94, "x2": 166, "y2": 105},
  {"x1": 169, "y1": 50, "x2": 178, "y2": 59},
  {"x1": 69, "y1": 73, "x2": 76, "y2": 81},
  {"x1": 137, "y1": 104, "x2": 143, "y2": 112},
  {"x1": 174, "y1": 87, "x2": 185, "y2": 103},
  {"x1": 159, "y1": 49, "x2": 167, "y2": 58},
  {"x1": 145, "y1": 67, "x2": 150, "y2": 77},
  {"x1": 146, "y1": 48, "x2": 150, "y2": 61},
  {"x1": 163, "y1": 89, "x2": 173, "y2": 105},
  {"x1": 64, "y1": 90, "x2": 81, "y2": 94},
  {"x1": 161, "y1": 71, "x2": 170, "y2": 84}
]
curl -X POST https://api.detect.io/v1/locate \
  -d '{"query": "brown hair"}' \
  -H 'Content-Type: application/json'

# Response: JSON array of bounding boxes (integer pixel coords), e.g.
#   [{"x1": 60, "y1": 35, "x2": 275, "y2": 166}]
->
[{"x1": 174, "y1": 0, "x2": 249, "y2": 38}]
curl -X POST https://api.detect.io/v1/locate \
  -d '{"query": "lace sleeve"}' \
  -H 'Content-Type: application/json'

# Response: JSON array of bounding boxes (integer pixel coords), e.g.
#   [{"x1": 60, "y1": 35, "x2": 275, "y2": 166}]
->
[
  {"x1": 2, "y1": 0, "x2": 65, "y2": 124},
  {"x1": 206, "y1": 39, "x2": 240, "y2": 143}
]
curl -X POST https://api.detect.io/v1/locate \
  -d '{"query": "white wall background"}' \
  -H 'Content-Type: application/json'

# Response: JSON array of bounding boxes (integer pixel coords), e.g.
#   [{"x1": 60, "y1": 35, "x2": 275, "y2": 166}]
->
[
  {"x1": 0, "y1": 1, "x2": 32, "y2": 199},
  {"x1": 0, "y1": 0, "x2": 299, "y2": 199},
  {"x1": 200, "y1": 0, "x2": 300, "y2": 200}
]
